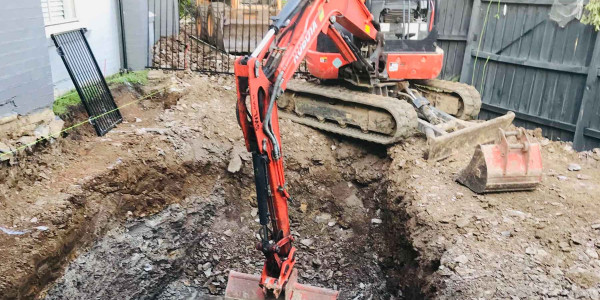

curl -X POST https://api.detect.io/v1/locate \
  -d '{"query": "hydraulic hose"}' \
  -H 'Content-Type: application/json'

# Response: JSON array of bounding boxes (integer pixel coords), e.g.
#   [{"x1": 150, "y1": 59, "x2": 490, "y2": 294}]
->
[{"x1": 262, "y1": 74, "x2": 284, "y2": 159}]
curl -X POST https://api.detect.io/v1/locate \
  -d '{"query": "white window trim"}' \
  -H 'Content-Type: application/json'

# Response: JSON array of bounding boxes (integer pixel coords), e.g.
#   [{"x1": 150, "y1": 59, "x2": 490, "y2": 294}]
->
[
  {"x1": 44, "y1": 0, "x2": 82, "y2": 33},
  {"x1": 45, "y1": 17, "x2": 79, "y2": 27},
  {"x1": 42, "y1": 0, "x2": 82, "y2": 38},
  {"x1": 45, "y1": 19, "x2": 84, "y2": 38}
]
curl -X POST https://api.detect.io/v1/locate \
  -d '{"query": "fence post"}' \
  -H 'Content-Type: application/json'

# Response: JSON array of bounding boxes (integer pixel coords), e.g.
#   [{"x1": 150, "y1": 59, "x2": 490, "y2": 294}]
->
[
  {"x1": 459, "y1": 0, "x2": 482, "y2": 84},
  {"x1": 573, "y1": 31, "x2": 600, "y2": 151}
]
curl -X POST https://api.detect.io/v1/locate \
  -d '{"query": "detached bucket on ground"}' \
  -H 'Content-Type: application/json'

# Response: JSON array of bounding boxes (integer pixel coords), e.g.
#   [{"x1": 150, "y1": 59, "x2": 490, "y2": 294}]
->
[{"x1": 457, "y1": 128, "x2": 543, "y2": 193}]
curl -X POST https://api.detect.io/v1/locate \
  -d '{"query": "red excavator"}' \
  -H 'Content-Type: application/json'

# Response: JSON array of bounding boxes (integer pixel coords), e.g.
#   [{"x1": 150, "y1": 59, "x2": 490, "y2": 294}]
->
[{"x1": 225, "y1": 0, "x2": 522, "y2": 298}]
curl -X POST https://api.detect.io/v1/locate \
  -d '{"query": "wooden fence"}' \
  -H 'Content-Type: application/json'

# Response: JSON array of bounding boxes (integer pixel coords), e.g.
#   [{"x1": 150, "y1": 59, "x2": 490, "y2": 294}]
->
[{"x1": 437, "y1": 0, "x2": 600, "y2": 150}]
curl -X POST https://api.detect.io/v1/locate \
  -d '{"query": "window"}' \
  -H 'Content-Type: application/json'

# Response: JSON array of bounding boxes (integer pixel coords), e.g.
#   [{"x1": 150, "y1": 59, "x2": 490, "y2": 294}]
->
[{"x1": 41, "y1": 0, "x2": 77, "y2": 25}]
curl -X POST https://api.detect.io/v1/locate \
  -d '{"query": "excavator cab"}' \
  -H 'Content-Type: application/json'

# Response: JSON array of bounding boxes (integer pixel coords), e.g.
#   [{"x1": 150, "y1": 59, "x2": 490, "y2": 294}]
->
[
  {"x1": 370, "y1": 0, "x2": 436, "y2": 41},
  {"x1": 304, "y1": 0, "x2": 440, "y2": 82}
]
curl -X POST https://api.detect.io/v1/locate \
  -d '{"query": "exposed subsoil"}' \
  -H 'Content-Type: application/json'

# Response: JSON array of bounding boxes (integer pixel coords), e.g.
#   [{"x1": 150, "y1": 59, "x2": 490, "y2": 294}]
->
[
  {"x1": 40, "y1": 73, "x2": 426, "y2": 299},
  {"x1": 1, "y1": 71, "x2": 599, "y2": 300}
]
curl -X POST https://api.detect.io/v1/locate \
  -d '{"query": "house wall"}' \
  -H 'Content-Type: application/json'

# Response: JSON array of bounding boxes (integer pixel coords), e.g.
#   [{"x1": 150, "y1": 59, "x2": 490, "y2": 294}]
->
[
  {"x1": 46, "y1": 0, "x2": 123, "y2": 96},
  {"x1": 0, "y1": 0, "x2": 54, "y2": 117}
]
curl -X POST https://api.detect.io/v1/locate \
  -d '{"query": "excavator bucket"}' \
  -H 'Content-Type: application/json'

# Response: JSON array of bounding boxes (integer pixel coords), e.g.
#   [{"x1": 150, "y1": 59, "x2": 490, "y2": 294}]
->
[
  {"x1": 225, "y1": 270, "x2": 339, "y2": 300},
  {"x1": 456, "y1": 128, "x2": 543, "y2": 193}
]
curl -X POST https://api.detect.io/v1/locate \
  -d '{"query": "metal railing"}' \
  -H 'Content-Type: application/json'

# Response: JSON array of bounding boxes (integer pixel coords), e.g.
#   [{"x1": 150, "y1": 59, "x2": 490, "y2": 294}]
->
[
  {"x1": 52, "y1": 29, "x2": 123, "y2": 136},
  {"x1": 148, "y1": 0, "x2": 307, "y2": 74}
]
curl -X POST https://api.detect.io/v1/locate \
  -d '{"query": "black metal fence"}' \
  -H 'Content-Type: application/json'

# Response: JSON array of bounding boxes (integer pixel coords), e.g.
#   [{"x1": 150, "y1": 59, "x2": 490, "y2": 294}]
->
[
  {"x1": 52, "y1": 29, "x2": 122, "y2": 136},
  {"x1": 148, "y1": 0, "x2": 287, "y2": 74}
]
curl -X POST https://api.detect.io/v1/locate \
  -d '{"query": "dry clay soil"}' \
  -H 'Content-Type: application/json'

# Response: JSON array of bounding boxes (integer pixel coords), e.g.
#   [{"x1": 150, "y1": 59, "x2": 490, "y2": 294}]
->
[{"x1": 0, "y1": 72, "x2": 600, "y2": 299}]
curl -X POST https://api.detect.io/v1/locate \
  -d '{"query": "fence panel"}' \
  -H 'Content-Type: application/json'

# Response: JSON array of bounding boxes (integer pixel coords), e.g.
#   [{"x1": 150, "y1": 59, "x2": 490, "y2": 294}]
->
[
  {"x1": 574, "y1": 32, "x2": 600, "y2": 150},
  {"x1": 436, "y1": 0, "x2": 473, "y2": 80},
  {"x1": 52, "y1": 29, "x2": 122, "y2": 136},
  {"x1": 461, "y1": 0, "x2": 600, "y2": 149},
  {"x1": 148, "y1": 0, "x2": 282, "y2": 74},
  {"x1": 582, "y1": 72, "x2": 600, "y2": 149}
]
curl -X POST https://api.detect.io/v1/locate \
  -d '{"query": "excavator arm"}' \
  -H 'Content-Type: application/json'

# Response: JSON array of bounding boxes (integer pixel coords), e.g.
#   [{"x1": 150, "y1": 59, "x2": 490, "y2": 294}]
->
[{"x1": 232, "y1": 0, "x2": 378, "y2": 297}]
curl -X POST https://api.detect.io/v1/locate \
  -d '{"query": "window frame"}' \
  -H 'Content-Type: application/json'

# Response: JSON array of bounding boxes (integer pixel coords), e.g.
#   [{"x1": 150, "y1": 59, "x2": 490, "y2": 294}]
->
[{"x1": 41, "y1": 0, "x2": 78, "y2": 26}]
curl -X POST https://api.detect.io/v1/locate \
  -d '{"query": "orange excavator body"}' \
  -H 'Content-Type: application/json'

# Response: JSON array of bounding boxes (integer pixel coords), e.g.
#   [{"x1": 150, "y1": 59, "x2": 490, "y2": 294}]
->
[
  {"x1": 228, "y1": 0, "x2": 538, "y2": 297},
  {"x1": 231, "y1": 0, "x2": 382, "y2": 297}
]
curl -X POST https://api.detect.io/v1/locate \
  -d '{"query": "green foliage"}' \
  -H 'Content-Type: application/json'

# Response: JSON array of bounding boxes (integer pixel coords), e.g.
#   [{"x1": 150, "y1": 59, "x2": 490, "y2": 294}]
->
[
  {"x1": 53, "y1": 90, "x2": 81, "y2": 116},
  {"x1": 53, "y1": 71, "x2": 149, "y2": 115},
  {"x1": 106, "y1": 70, "x2": 149, "y2": 85},
  {"x1": 581, "y1": 0, "x2": 600, "y2": 30},
  {"x1": 179, "y1": 0, "x2": 195, "y2": 16}
]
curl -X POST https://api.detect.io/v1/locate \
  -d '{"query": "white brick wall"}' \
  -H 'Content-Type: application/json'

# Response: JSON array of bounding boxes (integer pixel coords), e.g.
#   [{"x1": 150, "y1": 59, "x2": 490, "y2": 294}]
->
[{"x1": 0, "y1": 0, "x2": 54, "y2": 116}]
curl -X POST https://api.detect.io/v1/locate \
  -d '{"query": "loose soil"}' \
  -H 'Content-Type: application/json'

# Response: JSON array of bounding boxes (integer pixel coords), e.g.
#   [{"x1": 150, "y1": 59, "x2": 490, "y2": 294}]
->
[{"x1": 1, "y1": 71, "x2": 599, "y2": 300}]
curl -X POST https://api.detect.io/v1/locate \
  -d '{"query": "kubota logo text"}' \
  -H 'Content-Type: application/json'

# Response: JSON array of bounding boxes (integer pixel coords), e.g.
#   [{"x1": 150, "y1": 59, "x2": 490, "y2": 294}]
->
[{"x1": 293, "y1": 21, "x2": 318, "y2": 65}]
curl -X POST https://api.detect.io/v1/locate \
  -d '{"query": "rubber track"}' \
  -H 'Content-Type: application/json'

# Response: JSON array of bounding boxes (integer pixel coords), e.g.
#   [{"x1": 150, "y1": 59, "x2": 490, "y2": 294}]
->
[
  {"x1": 284, "y1": 80, "x2": 418, "y2": 145},
  {"x1": 414, "y1": 79, "x2": 482, "y2": 120}
]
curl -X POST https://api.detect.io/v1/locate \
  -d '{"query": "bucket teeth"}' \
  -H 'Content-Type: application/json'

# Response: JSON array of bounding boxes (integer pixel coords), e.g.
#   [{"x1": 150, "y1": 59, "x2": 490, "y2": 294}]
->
[
  {"x1": 456, "y1": 128, "x2": 543, "y2": 193},
  {"x1": 225, "y1": 270, "x2": 339, "y2": 300},
  {"x1": 224, "y1": 271, "x2": 266, "y2": 300}
]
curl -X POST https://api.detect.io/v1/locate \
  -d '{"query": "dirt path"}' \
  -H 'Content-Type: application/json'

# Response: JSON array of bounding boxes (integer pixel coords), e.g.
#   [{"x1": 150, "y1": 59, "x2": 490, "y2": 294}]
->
[{"x1": 1, "y1": 71, "x2": 599, "y2": 299}]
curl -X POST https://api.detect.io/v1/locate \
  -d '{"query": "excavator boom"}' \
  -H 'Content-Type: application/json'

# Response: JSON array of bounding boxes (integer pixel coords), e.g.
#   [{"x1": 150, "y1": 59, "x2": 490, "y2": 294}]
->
[
  {"x1": 229, "y1": 0, "x2": 379, "y2": 298},
  {"x1": 228, "y1": 0, "x2": 528, "y2": 297}
]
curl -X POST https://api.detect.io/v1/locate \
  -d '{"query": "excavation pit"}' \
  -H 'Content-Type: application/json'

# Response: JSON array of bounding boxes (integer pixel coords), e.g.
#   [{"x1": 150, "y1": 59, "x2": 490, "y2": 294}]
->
[
  {"x1": 0, "y1": 73, "x2": 431, "y2": 300},
  {"x1": 41, "y1": 129, "x2": 430, "y2": 299},
  {"x1": 4, "y1": 72, "x2": 599, "y2": 300}
]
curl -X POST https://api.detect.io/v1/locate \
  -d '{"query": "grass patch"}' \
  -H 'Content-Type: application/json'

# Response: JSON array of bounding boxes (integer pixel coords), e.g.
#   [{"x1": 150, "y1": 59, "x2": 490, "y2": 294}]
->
[
  {"x1": 53, "y1": 70, "x2": 149, "y2": 115},
  {"x1": 106, "y1": 70, "x2": 149, "y2": 85},
  {"x1": 53, "y1": 90, "x2": 81, "y2": 115}
]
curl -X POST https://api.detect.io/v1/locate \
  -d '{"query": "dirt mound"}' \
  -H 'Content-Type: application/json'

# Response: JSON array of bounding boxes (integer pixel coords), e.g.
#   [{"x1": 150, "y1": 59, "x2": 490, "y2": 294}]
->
[
  {"x1": 0, "y1": 78, "x2": 191, "y2": 299},
  {"x1": 386, "y1": 135, "x2": 600, "y2": 299}
]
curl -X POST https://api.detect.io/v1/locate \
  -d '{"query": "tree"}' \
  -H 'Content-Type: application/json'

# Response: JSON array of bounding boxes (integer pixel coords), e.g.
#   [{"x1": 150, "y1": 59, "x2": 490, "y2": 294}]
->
[
  {"x1": 179, "y1": 0, "x2": 195, "y2": 17},
  {"x1": 581, "y1": 0, "x2": 600, "y2": 30}
]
